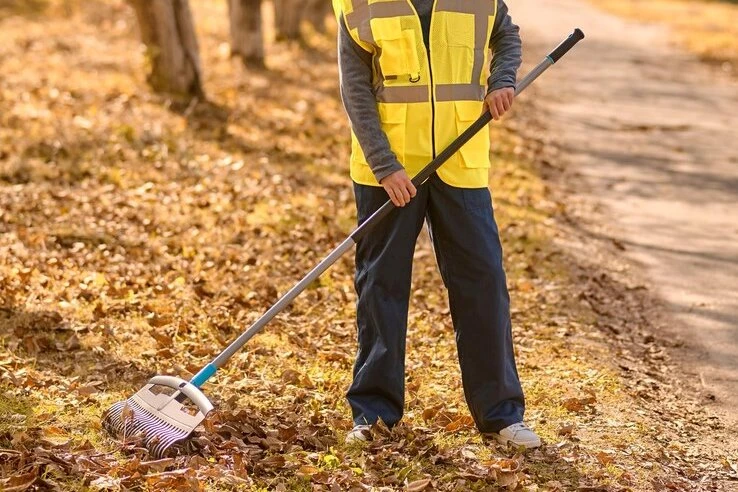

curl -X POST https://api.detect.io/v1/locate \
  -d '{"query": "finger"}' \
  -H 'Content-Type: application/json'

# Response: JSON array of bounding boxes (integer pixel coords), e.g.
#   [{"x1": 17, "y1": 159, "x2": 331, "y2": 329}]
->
[
  {"x1": 399, "y1": 184, "x2": 411, "y2": 204},
  {"x1": 387, "y1": 187, "x2": 400, "y2": 207},
  {"x1": 394, "y1": 185, "x2": 407, "y2": 206},
  {"x1": 407, "y1": 181, "x2": 417, "y2": 197},
  {"x1": 490, "y1": 99, "x2": 500, "y2": 120},
  {"x1": 501, "y1": 94, "x2": 512, "y2": 112},
  {"x1": 495, "y1": 97, "x2": 506, "y2": 118},
  {"x1": 393, "y1": 185, "x2": 407, "y2": 207},
  {"x1": 505, "y1": 91, "x2": 515, "y2": 109}
]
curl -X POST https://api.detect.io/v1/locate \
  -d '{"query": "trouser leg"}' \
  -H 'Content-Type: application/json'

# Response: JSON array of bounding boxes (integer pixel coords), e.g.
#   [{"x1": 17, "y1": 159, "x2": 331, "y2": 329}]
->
[
  {"x1": 347, "y1": 181, "x2": 428, "y2": 427},
  {"x1": 426, "y1": 175, "x2": 525, "y2": 433}
]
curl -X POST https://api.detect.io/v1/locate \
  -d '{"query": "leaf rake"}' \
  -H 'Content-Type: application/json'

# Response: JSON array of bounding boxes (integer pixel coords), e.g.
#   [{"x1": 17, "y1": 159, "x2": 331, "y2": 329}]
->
[
  {"x1": 102, "y1": 376, "x2": 213, "y2": 457},
  {"x1": 102, "y1": 29, "x2": 585, "y2": 458}
]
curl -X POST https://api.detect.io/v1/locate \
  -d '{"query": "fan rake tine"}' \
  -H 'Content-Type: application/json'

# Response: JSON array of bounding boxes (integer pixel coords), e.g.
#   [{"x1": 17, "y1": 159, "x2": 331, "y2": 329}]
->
[{"x1": 102, "y1": 376, "x2": 214, "y2": 458}]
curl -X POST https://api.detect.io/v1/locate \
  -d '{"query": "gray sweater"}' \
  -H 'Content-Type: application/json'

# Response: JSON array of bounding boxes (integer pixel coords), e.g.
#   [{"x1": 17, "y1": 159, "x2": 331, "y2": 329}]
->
[{"x1": 338, "y1": 0, "x2": 522, "y2": 182}]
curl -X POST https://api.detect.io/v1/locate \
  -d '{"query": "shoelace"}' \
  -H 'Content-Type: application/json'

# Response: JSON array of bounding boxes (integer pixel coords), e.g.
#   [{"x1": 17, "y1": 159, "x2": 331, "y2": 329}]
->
[{"x1": 506, "y1": 422, "x2": 530, "y2": 434}]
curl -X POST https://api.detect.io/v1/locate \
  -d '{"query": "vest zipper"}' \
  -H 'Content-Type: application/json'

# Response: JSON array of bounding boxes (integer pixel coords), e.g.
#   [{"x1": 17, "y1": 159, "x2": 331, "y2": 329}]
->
[
  {"x1": 408, "y1": 1, "x2": 437, "y2": 160},
  {"x1": 428, "y1": 45, "x2": 436, "y2": 160}
]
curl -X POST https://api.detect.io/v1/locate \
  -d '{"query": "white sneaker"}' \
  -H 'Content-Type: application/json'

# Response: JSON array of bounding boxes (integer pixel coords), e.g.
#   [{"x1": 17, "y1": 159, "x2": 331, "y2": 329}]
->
[
  {"x1": 489, "y1": 422, "x2": 541, "y2": 449},
  {"x1": 345, "y1": 424, "x2": 373, "y2": 444}
]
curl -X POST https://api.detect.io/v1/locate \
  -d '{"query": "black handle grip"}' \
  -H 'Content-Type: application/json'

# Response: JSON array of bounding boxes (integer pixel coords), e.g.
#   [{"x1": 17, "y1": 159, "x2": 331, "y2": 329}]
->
[{"x1": 548, "y1": 28, "x2": 585, "y2": 63}]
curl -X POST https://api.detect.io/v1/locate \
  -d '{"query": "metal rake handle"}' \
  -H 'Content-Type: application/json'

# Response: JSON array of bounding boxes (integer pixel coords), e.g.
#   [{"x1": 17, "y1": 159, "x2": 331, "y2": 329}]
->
[{"x1": 189, "y1": 28, "x2": 586, "y2": 388}]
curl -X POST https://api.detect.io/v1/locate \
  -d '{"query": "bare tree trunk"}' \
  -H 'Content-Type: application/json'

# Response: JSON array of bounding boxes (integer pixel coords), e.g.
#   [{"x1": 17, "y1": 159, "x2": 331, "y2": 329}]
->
[
  {"x1": 229, "y1": 0, "x2": 265, "y2": 67},
  {"x1": 129, "y1": 0, "x2": 203, "y2": 97},
  {"x1": 273, "y1": 0, "x2": 302, "y2": 41},
  {"x1": 304, "y1": 0, "x2": 331, "y2": 33}
]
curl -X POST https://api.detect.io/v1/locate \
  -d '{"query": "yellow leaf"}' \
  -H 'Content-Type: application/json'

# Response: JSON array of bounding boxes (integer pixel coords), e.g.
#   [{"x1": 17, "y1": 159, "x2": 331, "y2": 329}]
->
[{"x1": 297, "y1": 465, "x2": 320, "y2": 476}]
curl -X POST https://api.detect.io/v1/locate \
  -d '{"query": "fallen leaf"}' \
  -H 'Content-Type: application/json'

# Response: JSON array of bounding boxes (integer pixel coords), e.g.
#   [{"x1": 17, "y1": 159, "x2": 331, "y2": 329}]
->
[
  {"x1": 562, "y1": 395, "x2": 596, "y2": 413},
  {"x1": 406, "y1": 478, "x2": 432, "y2": 491},
  {"x1": 421, "y1": 406, "x2": 439, "y2": 422},
  {"x1": 149, "y1": 329, "x2": 173, "y2": 347},
  {"x1": 259, "y1": 455, "x2": 286, "y2": 469},
  {"x1": 460, "y1": 448, "x2": 477, "y2": 460},
  {"x1": 558, "y1": 424, "x2": 575, "y2": 436},
  {"x1": 297, "y1": 465, "x2": 320, "y2": 477},
  {"x1": 496, "y1": 471, "x2": 519, "y2": 488},
  {"x1": 1, "y1": 470, "x2": 38, "y2": 492},
  {"x1": 76, "y1": 384, "x2": 100, "y2": 396},
  {"x1": 595, "y1": 451, "x2": 614, "y2": 466},
  {"x1": 90, "y1": 475, "x2": 122, "y2": 490},
  {"x1": 445, "y1": 415, "x2": 474, "y2": 432}
]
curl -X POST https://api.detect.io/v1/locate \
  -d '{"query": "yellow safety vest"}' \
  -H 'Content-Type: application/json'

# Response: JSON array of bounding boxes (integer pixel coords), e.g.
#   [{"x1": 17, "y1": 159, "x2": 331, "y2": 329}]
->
[{"x1": 333, "y1": 0, "x2": 497, "y2": 188}]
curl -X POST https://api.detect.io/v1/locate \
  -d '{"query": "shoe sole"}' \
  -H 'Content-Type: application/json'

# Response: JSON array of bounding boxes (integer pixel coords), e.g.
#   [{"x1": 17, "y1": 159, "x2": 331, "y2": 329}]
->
[{"x1": 491, "y1": 433, "x2": 542, "y2": 449}]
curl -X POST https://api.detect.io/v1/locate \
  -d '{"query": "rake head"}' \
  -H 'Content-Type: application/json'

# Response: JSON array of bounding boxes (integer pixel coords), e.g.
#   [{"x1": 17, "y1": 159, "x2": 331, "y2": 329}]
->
[{"x1": 102, "y1": 375, "x2": 214, "y2": 458}]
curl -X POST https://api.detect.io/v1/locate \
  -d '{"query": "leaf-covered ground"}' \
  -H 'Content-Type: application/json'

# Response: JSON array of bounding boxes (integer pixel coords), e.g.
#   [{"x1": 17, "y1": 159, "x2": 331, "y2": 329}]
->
[{"x1": 1, "y1": 1, "x2": 736, "y2": 490}]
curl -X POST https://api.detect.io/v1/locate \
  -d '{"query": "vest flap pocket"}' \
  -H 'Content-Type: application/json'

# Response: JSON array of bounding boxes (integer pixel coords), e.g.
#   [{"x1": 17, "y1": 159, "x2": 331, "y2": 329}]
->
[
  {"x1": 378, "y1": 101, "x2": 407, "y2": 124},
  {"x1": 372, "y1": 18, "x2": 420, "y2": 79},
  {"x1": 454, "y1": 101, "x2": 490, "y2": 169}
]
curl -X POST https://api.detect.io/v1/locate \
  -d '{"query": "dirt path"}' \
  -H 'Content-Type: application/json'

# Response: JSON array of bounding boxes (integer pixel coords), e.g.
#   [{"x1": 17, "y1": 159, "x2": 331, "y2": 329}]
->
[{"x1": 514, "y1": 0, "x2": 738, "y2": 420}]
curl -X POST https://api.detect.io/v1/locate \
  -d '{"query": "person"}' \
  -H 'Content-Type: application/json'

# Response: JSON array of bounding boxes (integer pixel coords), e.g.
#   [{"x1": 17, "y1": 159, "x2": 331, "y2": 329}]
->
[{"x1": 333, "y1": 0, "x2": 541, "y2": 449}]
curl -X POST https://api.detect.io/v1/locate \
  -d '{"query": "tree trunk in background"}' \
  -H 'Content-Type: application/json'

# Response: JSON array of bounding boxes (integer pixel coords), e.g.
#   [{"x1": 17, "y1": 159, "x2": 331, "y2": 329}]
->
[
  {"x1": 305, "y1": 0, "x2": 331, "y2": 33},
  {"x1": 273, "y1": 0, "x2": 302, "y2": 41},
  {"x1": 229, "y1": 0, "x2": 265, "y2": 67},
  {"x1": 129, "y1": 0, "x2": 203, "y2": 97}
]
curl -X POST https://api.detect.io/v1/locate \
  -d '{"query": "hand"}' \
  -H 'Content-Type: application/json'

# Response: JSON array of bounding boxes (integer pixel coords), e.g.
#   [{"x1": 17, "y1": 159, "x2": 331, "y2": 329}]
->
[
  {"x1": 380, "y1": 169, "x2": 417, "y2": 207},
  {"x1": 484, "y1": 87, "x2": 515, "y2": 121}
]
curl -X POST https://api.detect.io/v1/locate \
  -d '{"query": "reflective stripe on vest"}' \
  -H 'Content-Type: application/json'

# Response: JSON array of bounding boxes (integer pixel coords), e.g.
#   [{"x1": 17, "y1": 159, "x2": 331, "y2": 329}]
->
[{"x1": 338, "y1": 0, "x2": 497, "y2": 188}]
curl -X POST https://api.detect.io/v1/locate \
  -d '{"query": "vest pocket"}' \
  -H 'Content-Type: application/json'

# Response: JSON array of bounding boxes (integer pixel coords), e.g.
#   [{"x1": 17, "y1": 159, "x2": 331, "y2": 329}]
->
[
  {"x1": 454, "y1": 101, "x2": 490, "y2": 169},
  {"x1": 373, "y1": 18, "x2": 421, "y2": 81}
]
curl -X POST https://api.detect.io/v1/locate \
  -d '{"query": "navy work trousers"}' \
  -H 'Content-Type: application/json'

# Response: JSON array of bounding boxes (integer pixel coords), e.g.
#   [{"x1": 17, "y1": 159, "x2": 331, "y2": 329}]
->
[{"x1": 347, "y1": 174, "x2": 525, "y2": 433}]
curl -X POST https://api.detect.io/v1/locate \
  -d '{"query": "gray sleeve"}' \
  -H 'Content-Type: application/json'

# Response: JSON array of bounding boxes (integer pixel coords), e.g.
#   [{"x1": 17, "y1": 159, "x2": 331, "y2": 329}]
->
[
  {"x1": 338, "y1": 18, "x2": 404, "y2": 183},
  {"x1": 487, "y1": 0, "x2": 523, "y2": 93}
]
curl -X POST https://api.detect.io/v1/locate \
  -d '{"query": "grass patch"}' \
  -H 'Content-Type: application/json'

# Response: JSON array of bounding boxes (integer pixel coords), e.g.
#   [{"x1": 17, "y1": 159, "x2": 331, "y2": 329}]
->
[{"x1": 0, "y1": 389, "x2": 35, "y2": 441}]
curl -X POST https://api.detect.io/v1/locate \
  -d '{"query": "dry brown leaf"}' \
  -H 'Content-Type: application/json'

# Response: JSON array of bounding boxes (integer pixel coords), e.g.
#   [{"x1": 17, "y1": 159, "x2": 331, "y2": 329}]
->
[
  {"x1": 281, "y1": 369, "x2": 301, "y2": 385},
  {"x1": 149, "y1": 329, "x2": 174, "y2": 347},
  {"x1": 140, "y1": 458, "x2": 175, "y2": 472},
  {"x1": 595, "y1": 451, "x2": 614, "y2": 466},
  {"x1": 460, "y1": 448, "x2": 477, "y2": 460},
  {"x1": 322, "y1": 350, "x2": 348, "y2": 362},
  {"x1": 259, "y1": 455, "x2": 286, "y2": 469},
  {"x1": 444, "y1": 415, "x2": 474, "y2": 432},
  {"x1": 297, "y1": 465, "x2": 321, "y2": 477},
  {"x1": 562, "y1": 395, "x2": 596, "y2": 413},
  {"x1": 89, "y1": 475, "x2": 122, "y2": 490},
  {"x1": 558, "y1": 424, "x2": 575, "y2": 436},
  {"x1": 421, "y1": 406, "x2": 439, "y2": 422},
  {"x1": 76, "y1": 384, "x2": 100, "y2": 396},
  {"x1": 1, "y1": 470, "x2": 38, "y2": 492},
  {"x1": 487, "y1": 456, "x2": 523, "y2": 474},
  {"x1": 406, "y1": 478, "x2": 432, "y2": 491},
  {"x1": 496, "y1": 471, "x2": 519, "y2": 488}
]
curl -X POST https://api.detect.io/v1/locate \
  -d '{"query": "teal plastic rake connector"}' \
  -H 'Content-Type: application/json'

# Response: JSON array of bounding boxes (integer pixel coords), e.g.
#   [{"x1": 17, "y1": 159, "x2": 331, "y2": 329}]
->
[{"x1": 190, "y1": 363, "x2": 217, "y2": 388}]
